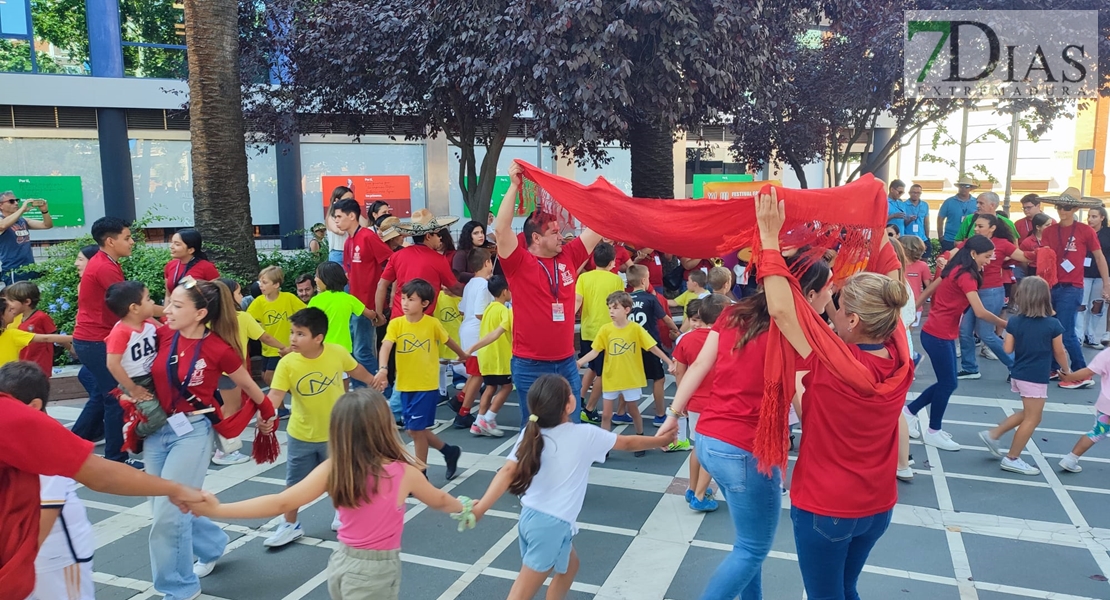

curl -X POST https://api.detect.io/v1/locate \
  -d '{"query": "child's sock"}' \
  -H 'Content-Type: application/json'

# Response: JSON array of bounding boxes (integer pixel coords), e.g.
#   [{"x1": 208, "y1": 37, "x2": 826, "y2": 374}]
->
[
  {"x1": 902, "y1": 406, "x2": 914, "y2": 418},
  {"x1": 486, "y1": 410, "x2": 498, "y2": 422},
  {"x1": 1067, "y1": 452, "x2": 1080, "y2": 461},
  {"x1": 677, "y1": 415, "x2": 689, "y2": 443}
]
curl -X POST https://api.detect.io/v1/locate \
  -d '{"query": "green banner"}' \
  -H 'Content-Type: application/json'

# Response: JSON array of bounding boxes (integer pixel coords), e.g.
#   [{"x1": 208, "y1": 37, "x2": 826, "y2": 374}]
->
[
  {"x1": 0, "y1": 176, "x2": 86, "y2": 227},
  {"x1": 692, "y1": 174, "x2": 754, "y2": 199},
  {"x1": 462, "y1": 176, "x2": 517, "y2": 218}
]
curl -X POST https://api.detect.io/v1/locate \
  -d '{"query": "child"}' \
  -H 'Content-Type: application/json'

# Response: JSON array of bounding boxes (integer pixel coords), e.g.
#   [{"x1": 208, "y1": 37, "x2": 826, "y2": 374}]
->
[
  {"x1": 6, "y1": 281, "x2": 61, "y2": 377},
  {"x1": 577, "y1": 292, "x2": 675, "y2": 443},
  {"x1": 576, "y1": 242, "x2": 624, "y2": 424},
  {"x1": 900, "y1": 236, "x2": 931, "y2": 327},
  {"x1": 628, "y1": 265, "x2": 680, "y2": 426},
  {"x1": 247, "y1": 265, "x2": 307, "y2": 391},
  {"x1": 1059, "y1": 344, "x2": 1110, "y2": 473},
  {"x1": 472, "y1": 374, "x2": 673, "y2": 598},
  {"x1": 103, "y1": 281, "x2": 165, "y2": 438},
  {"x1": 979, "y1": 276, "x2": 1067, "y2": 475},
  {"x1": 455, "y1": 248, "x2": 495, "y2": 429},
  {"x1": 189, "y1": 388, "x2": 473, "y2": 600},
  {"x1": 434, "y1": 286, "x2": 464, "y2": 402},
  {"x1": 263, "y1": 307, "x2": 381, "y2": 547},
  {"x1": 308, "y1": 262, "x2": 376, "y2": 357},
  {"x1": 0, "y1": 296, "x2": 71, "y2": 368},
  {"x1": 465, "y1": 274, "x2": 513, "y2": 437},
  {"x1": 668, "y1": 269, "x2": 709, "y2": 309},
  {"x1": 373, "y1": 279, "x2": 468, "y2": 480}
]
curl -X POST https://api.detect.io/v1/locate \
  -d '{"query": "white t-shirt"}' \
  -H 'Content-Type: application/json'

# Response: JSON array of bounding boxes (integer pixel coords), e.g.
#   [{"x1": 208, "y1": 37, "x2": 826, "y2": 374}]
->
[
  {"x1": 36, "y1": 476, "x2": 95, "y2": 572},
  {"x1": 326, "y1": 229, "x2": 347, "y2": 253},
  {"x1": 105, "y1": 319, "x2": 160, "y2": 378},
  {"x1": 508, "y1": 422, "x2": 617, "y2": 531},
  {"x1": 458, "y1": 277, "x2": 493, "y2": 349},
  {"x1": 901, "y1": 281, "x2": 916, "y2": 356}
]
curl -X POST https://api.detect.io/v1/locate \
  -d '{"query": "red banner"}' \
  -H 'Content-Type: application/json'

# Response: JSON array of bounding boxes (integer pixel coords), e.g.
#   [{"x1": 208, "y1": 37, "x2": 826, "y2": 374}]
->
[{"x1": 321, "y1": 175, "x2": 413, "y2": 218}]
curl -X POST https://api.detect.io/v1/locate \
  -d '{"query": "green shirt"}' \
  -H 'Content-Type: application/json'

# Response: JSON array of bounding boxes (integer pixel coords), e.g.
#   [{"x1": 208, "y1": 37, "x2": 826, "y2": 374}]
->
[
  {"x1": 308, "y1": 290, "x2": 366, "y2": 352},
  {"x1": 955, "y1": 212, "x2": 1018, "y2": 242}
]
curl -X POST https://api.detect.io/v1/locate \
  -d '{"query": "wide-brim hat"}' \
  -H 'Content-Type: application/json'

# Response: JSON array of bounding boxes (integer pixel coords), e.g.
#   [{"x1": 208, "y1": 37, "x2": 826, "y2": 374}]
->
[
  {"x1": 397, "y1": 209, "x2": 460, "y2": 236},
  {"x1": 1041, "y1": 187, "x2": 1105, "y2": 209},
  {"x1": 955, "y1": 175, "x2": 978, "y2": 188},
  {"x1": 378, "y1": 216, "x2": 403, "y2": 242}
]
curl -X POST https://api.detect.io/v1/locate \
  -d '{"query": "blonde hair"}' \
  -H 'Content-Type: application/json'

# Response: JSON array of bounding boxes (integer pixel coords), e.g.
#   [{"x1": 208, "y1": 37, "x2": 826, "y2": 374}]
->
[
  {"x1": 900, "y1": 236, "x2": 926, "y2": 262},
  {"x1": 888, "y1": 238, "x2": 908, "y2": 285},
  {"x1": 707, "y1": 266, "x2": 732, "y2": 293},
  {"x1": 259, "y1": 265, "x2": 284, "y2": 285},
  {"x1": 328, "y1": 388, "x2": 422, "y2": 509},
  {"x1": 838, "y1": 272, "x2": 909, "y2": 341},
  {"x1": 627, "y1": 264, "x2": 649, "y2": 289},
  {"x1": 1014, "y1": 276, "x2": 1054, "y2": 318}
]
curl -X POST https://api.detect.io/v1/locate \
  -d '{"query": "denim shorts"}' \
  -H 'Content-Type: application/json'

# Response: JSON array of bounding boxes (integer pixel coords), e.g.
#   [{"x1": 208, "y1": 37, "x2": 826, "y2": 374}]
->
[
  {"x1": 286, "y1": 437, "x2": 328, "y2": 486},
  {"x1": 518, "y1": 507, "x2": 574, "y2": 574},
  {"x1": 402, "y1": 390, "x2": 439, "y2": 431},
  {"x1": 262, "y1": 356, "x2": 281, "y2": 371}
]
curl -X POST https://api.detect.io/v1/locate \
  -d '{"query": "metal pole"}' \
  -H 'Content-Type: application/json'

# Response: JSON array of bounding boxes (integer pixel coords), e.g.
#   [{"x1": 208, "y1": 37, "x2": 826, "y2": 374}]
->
[
  {"x1": 958, "y1": 105, "x2": 970, "y2": 177},
  {"x1": 537, "y1": 138, "x2": 543, "y2": 170},
  {"x1": 1082, "y1": 170, "x2": 1087, "y2": 197},
  {"x1": 1003, "y1": 109, "x2": 1019, "y2": 212}
]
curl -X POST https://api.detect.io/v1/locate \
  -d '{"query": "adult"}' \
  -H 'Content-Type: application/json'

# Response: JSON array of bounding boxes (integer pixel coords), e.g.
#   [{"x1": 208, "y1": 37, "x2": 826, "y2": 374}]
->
[
  {"x1": 437, "y1": 226, "x2": 458, "y2": 268},
  {"x1": 1077, "y1": 205, "x2": 1110, "y2": 348},
  {"x1": 147, "y1": 278, "x2": 274, "y2": 600},
  {"x1": 0, "y1": 191, "x2": 52, "y2": 284},
  {"x1": 70, "y1": 217, "x2": 137, "y2": 467},
  {"x1": 308, "y1": 222, "x2": 326, "y2": 253},
  {"x1": 884, "y1": 179, "x2": 908, "y2": 230},
  {"x1": 904, "y1": 183, "x2": 931, "y2": 245},
  {"x1": 324, "y1": 186, "x2": 355, "y2": 264},
  {"x1": 495, "y1": 162, "x2": 601, "y2": 425},
  {"x1": 1015, "y1": 194, "x2": 1053, "y2": 239},
  {"x1": 631, "y1": 247, "x2": 666, "y2": 293},
  {"x1": 955, "y1": 191, "x2": 1018, "y2": 242},
  {"x1": 73, "y1": 245, "x2": 102, "y2": 412},
  {"x1": 365, "y1": 200, "x2": 393, "y2": 229},
  {"x1": 333, "y1": 199, "x2": 390, "y2": 382},
  {"x1": 375, "y1": 209, "x2": 464, "y2": 319},
  {"x1": 1040, "y1": 188, "x2": 1110, "y2": 389},
  {"x1": 453, "y1": 220, "x2": 499, "y2": 279},
  {"x1": 163, "y1": 228, "x2": 219, "y2": 297},
  {"x1": 295, "y1": 273, "x2": 317, "y2": 304},
  {"x1": 658, "y1": 256, "x2": 833, "y2": 599},
  {"x1": 936, "y1": 175, "x2": 978, "y2": 251}
]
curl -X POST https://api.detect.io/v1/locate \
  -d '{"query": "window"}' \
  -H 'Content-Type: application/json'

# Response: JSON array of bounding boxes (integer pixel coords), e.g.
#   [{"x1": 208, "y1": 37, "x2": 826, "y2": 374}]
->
[
  {"x1": 120, "y1": 0, "x2": 186, "y2": 78},
  {"x1": 0, "y1": 0, "x2": 90, "y2": 75}
]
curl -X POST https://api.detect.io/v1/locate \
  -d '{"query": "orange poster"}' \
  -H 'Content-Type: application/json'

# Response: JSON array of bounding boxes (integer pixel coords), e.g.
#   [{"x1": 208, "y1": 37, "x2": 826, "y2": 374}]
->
[
  {"x1": 321, "y1": 175, "x2": 413, "y2": 218},
  {"x1": 702, "y1": 180, "x2": 783, "y2": 200}
]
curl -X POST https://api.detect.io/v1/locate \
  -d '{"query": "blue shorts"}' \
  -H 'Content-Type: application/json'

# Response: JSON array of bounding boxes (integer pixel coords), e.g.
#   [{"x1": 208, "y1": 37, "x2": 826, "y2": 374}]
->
[
  {"x1": 262, "y1": 356, "x2": 281, "y2": 371},
  {"x1": 402, "y1": 390, "x2": 439, "y2": 431},
  {"x1": 518, "y1": 507, "x2": 574, "y2": 574},
  {"x1": 286, "y1": 437, "x2": 328, "y2": 486}
]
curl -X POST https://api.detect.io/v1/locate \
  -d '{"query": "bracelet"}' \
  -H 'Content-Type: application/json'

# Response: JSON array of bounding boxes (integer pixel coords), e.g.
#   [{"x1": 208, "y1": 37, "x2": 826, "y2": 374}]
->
[
  {"x1": 666, "y1": 407, "x2": 683, "y2": 418},
  {"x1": 451, "y1": 496, "x2": 476, "y2": 532}
]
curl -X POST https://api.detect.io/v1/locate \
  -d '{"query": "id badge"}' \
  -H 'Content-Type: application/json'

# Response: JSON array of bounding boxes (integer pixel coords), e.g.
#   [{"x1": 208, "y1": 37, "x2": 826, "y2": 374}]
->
[
  {"x1": 1085, "y1": 257, "x2": 1093, "y2": 267},
  {"x1": 1062, "y1": 259, "x2": 1076, "y2": 273},
  {"x1": 168, "y1": 413, "x2": 194, "y2": 437},
  {"x1": 654, "y1": 255, "x2": 662, "y2": 266},
  {"x1": 552, "y1": 303, "x2": 566, "y2": 322}
]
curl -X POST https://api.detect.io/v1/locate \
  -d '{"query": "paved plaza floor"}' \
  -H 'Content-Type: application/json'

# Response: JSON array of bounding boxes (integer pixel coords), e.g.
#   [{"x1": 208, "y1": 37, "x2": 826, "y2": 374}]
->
[{"x1": 49, "y1": 341, "x2": 1110, "y2": 600}]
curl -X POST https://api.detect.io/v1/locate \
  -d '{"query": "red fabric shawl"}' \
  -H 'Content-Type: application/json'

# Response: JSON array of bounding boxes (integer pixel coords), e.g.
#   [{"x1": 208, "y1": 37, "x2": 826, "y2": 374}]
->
[{"x1": 755, "y1": 250, "x2": 914, "y2": 475}]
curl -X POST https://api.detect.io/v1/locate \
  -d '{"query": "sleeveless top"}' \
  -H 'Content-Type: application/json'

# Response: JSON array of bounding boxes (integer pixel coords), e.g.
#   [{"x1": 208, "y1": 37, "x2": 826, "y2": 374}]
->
[{"x1": 336, "y1": 461, "x2": 406, "y2": 550}]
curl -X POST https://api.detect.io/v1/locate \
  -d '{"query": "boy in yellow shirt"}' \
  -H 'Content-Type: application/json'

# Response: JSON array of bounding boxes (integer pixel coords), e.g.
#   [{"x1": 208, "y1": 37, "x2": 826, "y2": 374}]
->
[
  {"x1": 575, "y1": 242, "x2": 625, "y2": 424},
  {"x1": 263, "y1": 307, "x2": 377, "y2": 547},
  {"x1": 578, "y1": 292, "x2": 675, "y2": 446},
  {"x1": 247, "y1": 265, "x2": 306, "y2": 391},
  {"x1": 0, "y1": 296, "x2": 71, "y2": 367},
  {"x1": 464, "y1": 274, "x2": 512, "y2": 437},
  {"x1": 668, "y1": 270, "x2": 709, "y2": 308},
  {"x1": 373, "y1": 279, "x2": 469, "y2": 480}
]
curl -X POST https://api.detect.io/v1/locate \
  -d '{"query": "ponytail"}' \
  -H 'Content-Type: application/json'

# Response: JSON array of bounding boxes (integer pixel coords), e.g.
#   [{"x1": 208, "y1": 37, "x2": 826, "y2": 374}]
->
[
  {"x1": 193, "y1": 279, "x2": 243, "y2": 358},
  {"x1": 509, "y1": 374, "x2": 571, "y2": 496}
]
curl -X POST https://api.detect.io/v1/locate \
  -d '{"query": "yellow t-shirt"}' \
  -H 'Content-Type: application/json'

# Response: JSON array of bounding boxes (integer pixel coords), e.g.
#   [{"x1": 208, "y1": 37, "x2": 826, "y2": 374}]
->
[
  {"x1": 673, "y1": 290, "x2": 708, "y2": 307},
  {"x1": 247, "y1": 292, "x2": 306, "y2": 357},
  {"x1": 435, "y1": 291, "x2": 463, "y2": 360},
  {"x1": 477, "y1": 302, "x2": 513, "y2": 376},
  {"x1": 385, "y1": 315, "x2": 448, "y2": 392},
  {"x1": 235, "y1": 311, "x2": 266, "y2": 362},
  {"x1": 592, "y1": 321, "x2": 657, "y2": 391},
  {"x1": 272, "y1": 343, "x2": 358, "y2": 443},
  {"x1": 575, "y1": 269, "x2": 624, "y2": 341},
  {"x1": 0, "y1": 326, "x2": 34, "y2": 366}
]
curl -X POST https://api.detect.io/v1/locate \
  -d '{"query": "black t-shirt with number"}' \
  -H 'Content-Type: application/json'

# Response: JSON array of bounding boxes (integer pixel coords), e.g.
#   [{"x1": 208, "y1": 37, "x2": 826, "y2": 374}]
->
[{"x1": 630, "y1": 290, "x2": 665, "y2": 343}]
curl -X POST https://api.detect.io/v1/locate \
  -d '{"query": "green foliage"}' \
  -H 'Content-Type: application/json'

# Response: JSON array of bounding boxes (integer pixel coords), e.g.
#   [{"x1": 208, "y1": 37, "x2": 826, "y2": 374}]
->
[{"x1": 257, "y1": 247, "x2": 329, "y2": 294}]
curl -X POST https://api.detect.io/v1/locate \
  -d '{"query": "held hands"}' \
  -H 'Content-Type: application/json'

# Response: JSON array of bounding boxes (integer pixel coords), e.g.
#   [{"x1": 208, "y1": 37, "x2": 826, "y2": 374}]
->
[
  {"x1": 257, "y1": 417, "x2": 276, "y2": 435},
  {"x1": 372, "y1": 371, "x2": 389, "y2": 392},
  {"x1": 665, "y1": 360, "x2": 677, "y2": 375},
  {"x1": 183, "y1": 490, "x2": 221, "y2": 518},
  {"x1": 450, "y1": 496, "x2": 477, "y2": 532},
  {"x1": 168, "y1": 484, "x2": 208, "y2": 514},
  {"x1": 655, "y1": 414, "x2": 680, "y2": 439},
  {"x1": 279, "y1": 346, "x2": 292, "y2": 357}
]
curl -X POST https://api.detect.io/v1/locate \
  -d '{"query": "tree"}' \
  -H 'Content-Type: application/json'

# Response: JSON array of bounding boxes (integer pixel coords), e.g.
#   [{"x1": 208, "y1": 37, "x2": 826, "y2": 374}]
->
[{"x1": 184, "y1": 0, "x2": 259, "y2": 278}]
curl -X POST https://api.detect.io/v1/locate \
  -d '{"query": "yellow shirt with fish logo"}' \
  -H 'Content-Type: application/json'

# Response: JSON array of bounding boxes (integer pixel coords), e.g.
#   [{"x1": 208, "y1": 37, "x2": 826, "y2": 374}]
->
[
  {"x1": 435, "y1": 291, "x2": 463, "y2": 360},
  {"x1": 591, "y1": 321, "x2": 657, "y2": 391},
  {"x1": 385, "y1": 314, "x2": 448, "y2": 392}
]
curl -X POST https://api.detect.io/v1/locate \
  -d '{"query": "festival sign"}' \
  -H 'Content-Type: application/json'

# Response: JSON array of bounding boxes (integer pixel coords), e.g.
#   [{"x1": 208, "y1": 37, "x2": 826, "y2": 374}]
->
[
  {"x1": 692, "y1": 173, "x2": 754, "y2": 199},
  {"x1": 0, "y1": 176, "x2": 86, "y2": 227},
  {"x1": 321, "y1": 175, "x2": 412, "y2": 218},
  {"x1": 701, "y1": 180, "x2": 784, "y2": 200}
]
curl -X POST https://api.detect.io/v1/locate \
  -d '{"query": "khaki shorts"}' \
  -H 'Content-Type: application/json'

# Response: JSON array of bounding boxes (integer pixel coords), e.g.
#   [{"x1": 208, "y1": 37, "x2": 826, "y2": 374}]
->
[{"x1": 326, "y1": 545, "x2": 401, "y2": 600}]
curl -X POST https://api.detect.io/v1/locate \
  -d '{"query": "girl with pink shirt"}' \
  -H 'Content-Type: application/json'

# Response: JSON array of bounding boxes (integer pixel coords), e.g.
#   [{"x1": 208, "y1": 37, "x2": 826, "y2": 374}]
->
[
  {"x1": 1058, "y1": 347, "x2": 1110, "y2": 473},
  {"x1": 189, "y1": 389, "x2": 473, "y2": 599}
]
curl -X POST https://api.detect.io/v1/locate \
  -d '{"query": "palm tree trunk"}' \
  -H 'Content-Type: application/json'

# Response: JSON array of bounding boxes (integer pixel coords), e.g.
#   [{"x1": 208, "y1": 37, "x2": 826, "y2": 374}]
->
[{"x1": 629, "y1": 118, "x2": 675, "y2": 199}]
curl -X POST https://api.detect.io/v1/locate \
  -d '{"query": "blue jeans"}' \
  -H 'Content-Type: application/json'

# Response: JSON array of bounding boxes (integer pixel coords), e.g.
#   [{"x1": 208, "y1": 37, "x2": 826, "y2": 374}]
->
[
  {"x1": 908, "y1": 331, "x2": 957, "y2": 431},
  {"x1": 511, "y1": 356, "x2": 582, "y2": 427},
  {"x1": 70, "y1": 340, "x2": 126, "y2": 462},
  {"x1": 145, "y1": 417, "x2": 228, "y2": 600},
  {"x1": 939, "y1": 239, "x2": 956, "y2": 252},
  {"x1": 1052, "y1": 284, "x2": 1086, "y2": 372},
  {"x1": 349, "y1": 315, "x2": 378, "y2": 389},
  {"x1": 791, "y1": 506, "x2": 893, "y2": 600},
  {"x1": 958, "y1": 286, "x2": 1013, "y2": 373},
  {"x1": 328, "y1": 249, "x2": 344, "y2": 264},
  {"x1": 695, "y1": 436, "x2": 781, "y2": 600}
]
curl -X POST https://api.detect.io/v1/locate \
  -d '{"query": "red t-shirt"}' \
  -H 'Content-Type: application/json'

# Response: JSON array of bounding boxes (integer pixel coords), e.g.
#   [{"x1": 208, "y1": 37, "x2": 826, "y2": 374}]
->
[
  {"x1": 1043, "y1": 222, "x2": 1101, "y2": 288},
  {"x1": 636, "y1": 251, "x2": 665, "y2": 288},
  {"x1": 954, "y1": 238, "x2": 1015, "y2": 289},
  {"x1": 673, "y1": 327, "x2": 713, "y2": 413},
  {"x1": 18, "y1": 310, "x2": 57, "y2": 377},
  {"x1": 904, "y1": 260, "x2": 932, "y2": 298},
  {"x1": 500, "y1": 238, "x2": 590, "y2": 361},
  {"x1": 683, "y1": 259, "x2": 713, "y2": 281},
  {"x1": 163, "y1": 258, "x2": 220, "y2": 296},
  {"x1": 74, "y1": 251, "x2": 124, "y2": 341},
  {"x1": 1020, "y1": 234, "x2": 1043, "y2": 270},
  {"x1": 344, "y1": 226, "x2": 392, "y2": 310},
  {"x1": 922, "y1": 270, "x2": 979, "y2": 340},
  {"x1": 150, "y1": 327, "x2": 244, "y2": 415},
  {"x1": 695, "y1": 318, "x2": 769, "y2": 452},
  {"x1": 654, "y1": 289, "x2": 673, "y2": 351},
  {"x1": 380, "y1": 245, "x2": 459, "y2": 317},
  {"x1": 586, "y1": 244, "x2": 631, "y2": 273},
  {"x1": 791, "y1": 343, "x2": 910, "y2": 518},
  {"x1": 0, "y1": 396, "x2": 93, "y2": 598},
  {"x1": 866, "y1": 241, "x2": 900, "y2": 276}
]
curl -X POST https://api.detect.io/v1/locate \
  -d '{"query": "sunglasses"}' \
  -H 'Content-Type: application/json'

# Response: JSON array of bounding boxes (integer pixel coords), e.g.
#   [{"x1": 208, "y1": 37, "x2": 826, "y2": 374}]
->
[
  {"x1": 179, "y1": 276, "x2": 209, "y2": 308},
  {"x1": 4, "y1": 198, "x2": 18, "y2": 205}
]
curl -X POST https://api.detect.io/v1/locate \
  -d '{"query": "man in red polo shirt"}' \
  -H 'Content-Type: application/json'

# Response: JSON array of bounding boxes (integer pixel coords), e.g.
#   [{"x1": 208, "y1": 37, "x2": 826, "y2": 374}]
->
[
  {"x1": 496, "y1": 162, "x2": 602, "y2": 426},
  {"x1": 334, "y1": 198, "x2": 391, "y2": 384},
  {"x1": 374, "y1": 209, "x2": 465, "y2": 318}
]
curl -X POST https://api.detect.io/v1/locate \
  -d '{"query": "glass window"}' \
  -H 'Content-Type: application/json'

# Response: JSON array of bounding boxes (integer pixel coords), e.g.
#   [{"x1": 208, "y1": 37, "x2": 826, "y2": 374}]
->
[
  {"x1": 0, "y1": 0, "x2": 30, "y2": 36},
  {"x1": 29, "y1": 0, "x2": 91, "y2": 74},
  {"x1": 0, "y1": 136, "x2": 104, "y2": 241},
  {"x1": 0, "y1": 38, "x2": 32, "y2": 72},
  {"x1": 120, "y1": 0, "x2": 186, "y2": 78}
]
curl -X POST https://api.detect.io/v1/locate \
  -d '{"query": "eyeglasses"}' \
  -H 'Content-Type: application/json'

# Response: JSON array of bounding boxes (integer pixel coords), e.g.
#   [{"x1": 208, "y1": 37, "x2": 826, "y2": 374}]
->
[{"x1": 3, "y1": 198, "x2": 17, "y2": 205}]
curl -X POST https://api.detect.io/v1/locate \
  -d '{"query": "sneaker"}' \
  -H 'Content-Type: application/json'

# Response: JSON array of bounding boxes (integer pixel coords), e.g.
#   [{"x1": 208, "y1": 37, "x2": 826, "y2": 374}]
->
[
  {"x1": 896, "y1": 467, "x2": 914, "y2": 481},
  {"x1": 277, "y1": 406, "x2": 290, "y2": 419},
  {"x1": 980, "y1": 346, "x2": 998, "y2": 361},
  {"x1": 612, "y1": 414, "x2": 634, "y2": 424},
  {"x1": 904, "y1": 410, "x2": 921, "y2": 439},
  {"x1": 652, "y1": 415, "x2": 667, "y2": 427},
  {"x1": 1059, "y1": 455, "x2": 1083, "y2": 473},
  {"x1": 212, "y1": 450, "x2": 249, "y2": 466},
  {"x1": 447, "y1": 394, "x2": 463, "y2": 414},
  {"x1": 923, "y1": 429, "x2": 960, "y2": 451},
  {"x1": 580, "y1": 409, "x2": 601, "y2": 424},
  {"x1": 1000, "y1": 456, "x2": 1040, "y2": 476},
  {"x1": 331, "y1": 513, "x2": 341, "y2": 531},
  {"x1": 1085, "y1": 341, "x2": 1104, "y2": 350},
  {"x1": 955, "y1": 344, "x2": 961, "y2": 358},
  {"x1": 957, "y1": 371, "x2": 981, "y2": 380},
  {"x1": 124, "y1": 458, "x2": 144, "y2": 470},
  {"x1": 193, "y1": 558, "x2": 217, "y2": 578},
  {"x1": 685, "y1": 489, "x2": 695, "y2": 503},
  {"x1": 634, "y1": 449, "x2": 646, "y2": 457},
  {"x1": 263, "y1": 522, "x2": 304, "y2": 547},
  {"x1": 395, "y1": 418, "x2": 405, "y2": 430},
  {"x1": 665, "y1": 439, "x2": 692, "y2": 452},
  {"x1": 908, "y1": 454, "x2": 915, "y2": 466},
  {"x1": 469, "y1": 423, "x2": 484, "y2": 436},
  {"x1": 442, "y1": 444, "x2": 461, "y2": 481},
  {"x1": 452, "y1": 413, "x2": 475, "y2": 429},
  {"x1": 689, "y1": 494, "x2": 719, "y2": 512},
  {"x1": 1060, "y1": 378, "x2": 1096, "y2": 389},
  {"x1": 978, "y1": 430, "x2": 1005, "y2": 458},
  {"x1": 1049, "y1": 370, "x2": 1061, "y2": 380},
  {"x1": 475, "y1": 418, "x2": 504, "y2": 438}
]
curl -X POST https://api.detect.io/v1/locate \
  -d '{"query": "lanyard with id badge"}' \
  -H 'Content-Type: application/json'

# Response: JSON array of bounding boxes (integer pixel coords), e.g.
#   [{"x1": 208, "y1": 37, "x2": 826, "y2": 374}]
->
[
  {"x1": 165, "y1": 332, "x2": 216, "y2": 437},
  {"x1": 1057, "y1": 224, "x2": 1078, "y2": 274},
  {"x1": 538, "y1": 257, "x2": 565, "y2": 322}
]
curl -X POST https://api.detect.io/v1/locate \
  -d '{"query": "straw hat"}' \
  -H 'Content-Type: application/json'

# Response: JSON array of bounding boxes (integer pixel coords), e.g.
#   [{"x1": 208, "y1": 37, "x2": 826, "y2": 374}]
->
[
  {"x1": 378, "y1": 216, "x2": 403, "y2": 243},
  {"x1": 955, "y1": 175, "x2": 978, "y2": 188},
  {"x1": 397, "y1": 209, "x2": 460, "y2": 236},
  {"x1": 1040, "y1": 187, "x2": 1105, "y2": 209}
]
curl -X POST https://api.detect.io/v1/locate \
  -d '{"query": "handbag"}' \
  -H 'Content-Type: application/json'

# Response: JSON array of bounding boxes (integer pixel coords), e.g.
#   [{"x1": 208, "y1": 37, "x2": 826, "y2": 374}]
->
[{"x1": 662, "y1": 263, "x2": 686, "y2": 291}]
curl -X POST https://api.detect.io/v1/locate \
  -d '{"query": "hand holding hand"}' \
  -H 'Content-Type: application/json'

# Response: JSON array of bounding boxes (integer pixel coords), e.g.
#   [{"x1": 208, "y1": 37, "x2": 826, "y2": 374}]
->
[
  {"x1": 372, "y1": 371, "x2": 388, "y2": 391},
  {"x1": 257, "y1": 417, "x2": 276, "y2": 435},
  {"x1": 666, "y1": 361, "x2": 677, "y2": 374},
  {"x1": 655, "y1": 414, "x2": 679, "y2": 438},
  {"x1": 168, "y1": 484, "x2": 206, "y2": 514},
  {"x1": 185, "y1": 491, "x2": 221, "y2": 517}
]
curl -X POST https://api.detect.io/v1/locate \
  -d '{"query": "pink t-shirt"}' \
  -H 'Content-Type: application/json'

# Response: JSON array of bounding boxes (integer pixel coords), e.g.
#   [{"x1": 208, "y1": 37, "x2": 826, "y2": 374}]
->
[
  {"x1": 1085, "y1": 349, "x2": 1110, "y2": 414},
  {"x1": 336, "y1": 461, "x2": 406, "y2": 551}
]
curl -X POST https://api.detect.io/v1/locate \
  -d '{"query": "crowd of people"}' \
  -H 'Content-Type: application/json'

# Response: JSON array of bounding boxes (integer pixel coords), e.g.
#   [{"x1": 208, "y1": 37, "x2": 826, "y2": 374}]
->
[{"x1": 3, "y1": 165, "x2": 1110, "y2": 600}]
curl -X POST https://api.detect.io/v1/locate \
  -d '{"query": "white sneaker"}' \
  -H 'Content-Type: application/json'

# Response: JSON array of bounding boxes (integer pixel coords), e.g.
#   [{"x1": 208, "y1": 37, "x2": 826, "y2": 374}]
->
[
  {"x1": 923, "y1": 429, "x2": 960, "y2": 451},
  {"x1": 331, "y1": 513, "x2": 341, "y2": 531},
  {"x1": 212, "y1": 450, "x2": 250, "y2": 466},
  {"x1": 904, "y1": 410, "x2": 921, "y2": 439},
  {"x1": 1059, "y1": 455, "x2": 1083, "y2": 473},
  {"x1": 263, "y1": 522, "x2": 303, "y2": 547},
  {"x1": 476, "y1": 418, "x2": 504, "y2": 438},
  {"x1": 193, "y1": 558, "x2": 217, "y2": 578},
  {"x1": 896, "y1": 467, "x2": 914, "y2": 481},
  {"x1": 978, "y1": 430, "x2": 1004, "y2": 458},
  {"x1": 955, "y1": 344, "x2": 961, "y2": 358},
  {"x1": 980, "y1": 346, "x2": 998, "y2": 361},
  {"x1": 1001, "y1": 456, "x2": 1040, "y2": 475}
]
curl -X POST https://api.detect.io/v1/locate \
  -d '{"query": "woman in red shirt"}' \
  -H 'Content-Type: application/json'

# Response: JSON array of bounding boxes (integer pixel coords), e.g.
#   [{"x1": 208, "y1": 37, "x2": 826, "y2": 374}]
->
[
  {"x1": 145, "y1": 278, "x2": 274, "y2": 600},
  {"x1": 163, "y1": 228, "x2": 220, "y2": 297},
  {"x1": 658, "y1": 253, "x2": 834, "y2": 599}
]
